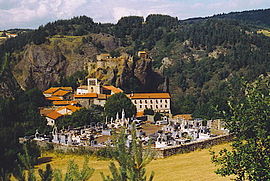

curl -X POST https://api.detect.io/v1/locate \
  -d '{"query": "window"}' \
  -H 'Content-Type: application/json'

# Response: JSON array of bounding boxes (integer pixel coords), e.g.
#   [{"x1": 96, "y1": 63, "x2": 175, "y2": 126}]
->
[
  {"x1": 150, "y1": 105, "x2": 153, "y2": 109},
  {"x1": 165, "y1": 100, "x2": 168, "y2": 103},
  {"x1": 156, "y1": 100, "x2": 158, "y2": 103},
  {"x1": 150, "y1": 100, "x2": 153, "y2": 104},
  {"x1": 165, "y1": 105, "x2": 167, "y2": 108},
  {"x1": 140, "y1": 100, "x2": 142, "y2": 104},
  {"x1": 140, "y1": 105, "x2": 142, "y2": 108},
  {"x1": 160, "y1": 105, "x2": 163, "y2": 108},
  {"x1": 134, "y1": 100, "x2": 137, "y2": 104},
  {"x1": 145, "y1": 100, "x2": 147, "y2": 103},
  {"x1": 160, "y1": 99, "x2": 162, "y2": 103},
  {"x1": 156, "y1": 105, "x2": 158, "y2": 109}
]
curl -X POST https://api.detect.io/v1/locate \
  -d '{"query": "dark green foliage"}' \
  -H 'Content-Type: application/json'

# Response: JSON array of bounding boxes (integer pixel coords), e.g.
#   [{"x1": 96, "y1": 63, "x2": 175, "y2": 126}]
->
[
  {"x1": 211, "y1": 75, "x2": 270, "y2": 180},
  {"x1": 101, "y1": 124, "x2": 154, "y2": 181},
  {"x1": 110, "y1": 50, "x2": 120, "y2": 58},
  {"x1": 38, "y1": 164, "x2": 53, "y2": 181},
  {"x1": 153, "y1": 112, "x2": 162, "y2": 122},
  {"x1": 59, "y1": 70, "x2": 88, "y2": 89},
  {"x1": 143, "y1": 108, "x2": 154, "y2": 115},
  {"x1": 104, "y1": 93, "x2": 136, "y2": 119},
  {"x1": 56, "y1": 105, "x2": 104, "y2": 128},
  {"x1": 185, "y1": 9, "x2": 270, "y2": 27},
  {"x1": 0, "y1": 88, "x2": 49, "y2": 178},
  {"x1": 15, "y1": 143, "x2": 39, "y2": 181}
]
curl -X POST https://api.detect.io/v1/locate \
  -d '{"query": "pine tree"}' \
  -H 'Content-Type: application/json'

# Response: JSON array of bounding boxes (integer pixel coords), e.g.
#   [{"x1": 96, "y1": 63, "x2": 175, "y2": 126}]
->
[{"x1": 101, "y1": 123, "x2": 154, "y2": 181}]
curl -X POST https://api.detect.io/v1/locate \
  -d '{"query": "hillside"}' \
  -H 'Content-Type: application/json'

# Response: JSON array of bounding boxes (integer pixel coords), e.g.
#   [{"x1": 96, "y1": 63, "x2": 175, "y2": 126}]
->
[
  {"x1": 1, "y1": 9, "x2": 270, "y2": 118},
  {"x1": 185, "y1": 8, "x2": 270, "y2": 28}
]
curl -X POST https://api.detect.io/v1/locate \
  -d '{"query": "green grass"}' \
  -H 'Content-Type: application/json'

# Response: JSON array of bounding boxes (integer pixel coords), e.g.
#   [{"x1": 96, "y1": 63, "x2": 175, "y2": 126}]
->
[{"x1": 34, "y1": 143, "x2": 232, "y2": 181}]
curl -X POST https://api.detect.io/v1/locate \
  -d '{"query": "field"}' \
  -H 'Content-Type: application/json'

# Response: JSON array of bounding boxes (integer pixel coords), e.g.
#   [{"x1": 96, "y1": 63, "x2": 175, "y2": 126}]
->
[
  {"x1": 35, "y1": 143, "x2": 232, "y2": 181},
  {"x1": 257, "y1": 29, "x2": 270, "y2": 37}
]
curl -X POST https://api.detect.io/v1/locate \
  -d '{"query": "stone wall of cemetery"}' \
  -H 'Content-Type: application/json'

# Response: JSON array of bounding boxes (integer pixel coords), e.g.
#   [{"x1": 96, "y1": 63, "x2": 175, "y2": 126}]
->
[
  {"x1": 155, "y1": 134, "x2": 233, "y2": 158},
  {"x1": 23, "y1": 134, "x2": 233, "y2": 158}
]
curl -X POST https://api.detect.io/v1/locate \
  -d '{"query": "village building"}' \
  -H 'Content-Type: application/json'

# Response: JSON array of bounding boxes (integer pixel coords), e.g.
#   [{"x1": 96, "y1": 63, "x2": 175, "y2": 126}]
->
[
  {"x1": 43, "y1": 104, "x2": 81, "y2": 126},
  {"x1": 43, "y1": 87, "x2": 73, "y2": 98},
  {"x1": 96, "y1": 53, "x2": 111, "y2": 61},
  {"x1": 52, "y1": 100, "x2": 78, "y2": 107},
  {"x1": 45, "y1": 111, "x2": 63, "y2": 126},
  {"x1": 74, "y1": 93, "x2": 108, "y2": 108},
  {"x1": 6, "y1": 33, "x2": 17, "y2": 38},
  {"x1": 127, "y1": 93, "x2": 171, "y2": 114},
  {"x1": 74, "y1": 78, "x2": 123, "y2": 108},
  {"x1": 137, "y1": 51, "x2": 148, "y2": 59}
]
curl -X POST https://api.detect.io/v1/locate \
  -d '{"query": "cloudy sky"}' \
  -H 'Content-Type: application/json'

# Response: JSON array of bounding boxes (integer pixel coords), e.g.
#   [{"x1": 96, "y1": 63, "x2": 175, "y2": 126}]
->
[{"x1": 0, "y1": 0, "x2": 269, "y2": 30}]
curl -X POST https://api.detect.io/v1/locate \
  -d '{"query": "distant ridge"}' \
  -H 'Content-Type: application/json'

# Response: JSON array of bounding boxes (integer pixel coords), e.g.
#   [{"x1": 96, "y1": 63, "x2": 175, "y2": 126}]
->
[{"x1": 184, "y1": 8, "x2": 270, "y2": 27}]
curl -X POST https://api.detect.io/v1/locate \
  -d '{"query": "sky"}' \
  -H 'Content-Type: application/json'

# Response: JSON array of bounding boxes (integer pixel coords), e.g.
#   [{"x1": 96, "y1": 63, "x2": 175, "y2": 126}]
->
[{"x1": 0, "y1": 0, "x2": 269, "y2": 30}]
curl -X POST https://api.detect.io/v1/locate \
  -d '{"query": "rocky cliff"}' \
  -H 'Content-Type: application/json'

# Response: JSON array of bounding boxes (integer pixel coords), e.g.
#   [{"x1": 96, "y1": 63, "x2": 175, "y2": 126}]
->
[{"x1": 10, "y1": 33, "x2": 165, "y2": 92}]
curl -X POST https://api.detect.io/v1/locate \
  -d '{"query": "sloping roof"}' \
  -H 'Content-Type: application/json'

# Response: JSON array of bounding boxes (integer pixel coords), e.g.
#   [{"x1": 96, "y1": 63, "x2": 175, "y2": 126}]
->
[
  {"x1": 128, "y1": 93, "x2": 171, "y2": 99},
  {"x1": 65, "y1": 105, "x2": 81, "y2": 112},
  {"x1": 43, "y1": 87, "x2": 61, "y2": 94},
  {"x1": 46, "y1": 111, "x2": 63, "y2": 120},
  {"x1": 40, "y1": 108, "x2": 55, "y2": 116},
  {"x1": 97, "y1": 94, "x2": 107, "y2": 100},
  {"x1": 74, "y1": 93, "x2": 98, "y2": 98},
  {"x1": 43, "y1": 87, "x2": 72, "y2": 94},
  {"x1": 46, "y1": 97, "x2": 62, "y2": 101},
  {"x1": 52, "y1": 90, "x2": 71, "y2": 97},
  {"x1": 173, "y1": 114, "x2": 193, "y2": 120},
  {"x1": 102, "y1": 86, "x2": 123, "y2": 94},
  {"x1": 77, "y1": 85, "x2": 88, "y2": 90},
  {"x1": 52, "y1": 100, "x2": 78, "y2": 106},
  {"x1": 56, "y1": 105, "x2": 81, "y2": 113}
]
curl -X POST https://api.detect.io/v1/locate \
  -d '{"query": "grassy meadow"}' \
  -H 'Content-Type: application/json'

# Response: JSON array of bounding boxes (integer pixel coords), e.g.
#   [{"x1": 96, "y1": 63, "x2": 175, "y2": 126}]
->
[
  {"x1": 257, "y1": 29, "x2": 270, "y2": 37},
  {"x1": 35, "y1": 143, "x2": 232, "y2": 181}
]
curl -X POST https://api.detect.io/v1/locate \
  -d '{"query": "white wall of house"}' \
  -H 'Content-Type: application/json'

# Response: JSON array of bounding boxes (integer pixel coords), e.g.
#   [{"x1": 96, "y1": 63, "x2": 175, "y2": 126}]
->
[
  {"x1": 46, "y1": 117, "x2": 55, "y2": 126},
  {"x1": 93, "y1": 99, "x2": 106, "y2": 107},
  {"x1": 131, "y1": 98, "x2": 171, "y2": 113},
  {"x1": 76, "y1": 88, "x2": 89, "y2": 95},
  {"x1": 57, "y1": 108, "x2": 72, "y2": 115}
]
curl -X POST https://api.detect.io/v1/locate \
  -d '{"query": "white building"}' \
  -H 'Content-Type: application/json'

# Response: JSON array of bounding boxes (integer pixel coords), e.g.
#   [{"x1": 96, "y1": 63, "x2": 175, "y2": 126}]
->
[{"x1": 128, "y1": 93, "x2": 171, "y2": 114}]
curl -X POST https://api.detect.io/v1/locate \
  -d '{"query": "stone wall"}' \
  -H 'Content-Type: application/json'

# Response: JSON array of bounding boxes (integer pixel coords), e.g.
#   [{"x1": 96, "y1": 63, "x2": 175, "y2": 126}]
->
[
  {"x1": 155, "y1": 134, "x2": 233, "y2": 158},
  {"x1": 30, "y1": 134, "x2": 232, "y2": 158}
]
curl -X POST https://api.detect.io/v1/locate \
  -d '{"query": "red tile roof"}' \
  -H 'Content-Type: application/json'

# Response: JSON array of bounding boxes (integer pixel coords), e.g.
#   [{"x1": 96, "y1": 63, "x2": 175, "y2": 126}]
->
[
  {"x1": 102, "y1": 86, "x2": 123, "y2": 94},
  {"x1": 46, "y1": 97, "x2": 62, "y2": 101},
  {"x1": 43, "y1": 87, "x2": 61, "y2": 94},
  {"x1": 74, "y1": 93, "x2": 98, "y2": 98},
  {"x1": 52, "y1": 90, "x2": 71, "y2": 97},
  {"x1": 56, "y1": 105, "x2": 81, "y2": 113},
  {"x1": 46, "y1": 111, "x2": 63, "y2": 120},
  {"x1": 128, "y1": 93, "x2": 171, "y2": 99},
  {"x1": 52, "y1": 100, "x2": 78, "y2": 106}
]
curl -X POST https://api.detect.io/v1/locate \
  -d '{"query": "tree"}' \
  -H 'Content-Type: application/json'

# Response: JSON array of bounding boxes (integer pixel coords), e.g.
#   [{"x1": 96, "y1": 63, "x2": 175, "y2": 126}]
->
[
  {"x1": 56, "y1": 105, "x2": 104, "y2": 128},
  {"x1": 38, "y1": 164, "x2": 53, "y2": 181},
  {"x1": 211, "y1": 75, "x2": 270, "y2": 180},
  {"x1": 104, "y1": 93, "x2": 136, "y2": 119},
  {"x1": 144, "y1": 108, "x2": 154, "y2": 115},
  {"x1": 54, "y1": 157, "x2": 94, "y2": 181},
  {"x1": 101, "y1": 123, "x2": 155, "y2": 181}
]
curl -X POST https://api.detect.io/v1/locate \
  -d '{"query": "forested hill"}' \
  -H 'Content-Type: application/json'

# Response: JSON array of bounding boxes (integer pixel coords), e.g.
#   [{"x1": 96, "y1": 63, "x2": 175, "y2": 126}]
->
[
  {"x1": 1, "y1": 9, "x2": 270, "y2": 118},
  {"x1": 185, "y1": 8, "x2": 270, "y2": 27}
]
